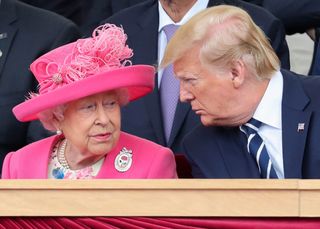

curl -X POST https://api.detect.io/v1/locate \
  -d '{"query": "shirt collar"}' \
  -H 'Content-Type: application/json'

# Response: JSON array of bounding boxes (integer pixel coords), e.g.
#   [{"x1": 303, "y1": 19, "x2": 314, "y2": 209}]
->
[
  {"x1": 253, "y1": 71, "x2": 283, "y2": 129},
  {"x1": 158, "y1": 0, "x2": 209, "y2": 32}
]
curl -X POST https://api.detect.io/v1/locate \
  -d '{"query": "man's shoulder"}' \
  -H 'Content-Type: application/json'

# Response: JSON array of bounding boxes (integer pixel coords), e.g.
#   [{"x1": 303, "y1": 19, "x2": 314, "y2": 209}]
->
[
  {"x1": 12, "y1": 1, "x2": 80, "y2": 48},
  {"x1": 283, "y1": 70, "x2": 320, "y2": 97},
  {"x1": 281, "y1": 69, "x2": 320, "y2": 111},
  {"x1": 14, "y1": 0, "x2": 77, "y2": 27},
  {"x1": 301, "y1": 75, "x2": 320, "y2": 108},
  {"x1": 104, "y1": 0, "x2": 157, "y2": 25},
  {"x1": 210, "y1": 0, "x2": 277, "y2": 21}
]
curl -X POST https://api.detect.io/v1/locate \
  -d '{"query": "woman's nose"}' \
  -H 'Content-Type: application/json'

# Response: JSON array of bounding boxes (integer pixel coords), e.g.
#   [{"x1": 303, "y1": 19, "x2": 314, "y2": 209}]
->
[{"x1": 94, "y1": 105, "x2": 110, "y2": 125}]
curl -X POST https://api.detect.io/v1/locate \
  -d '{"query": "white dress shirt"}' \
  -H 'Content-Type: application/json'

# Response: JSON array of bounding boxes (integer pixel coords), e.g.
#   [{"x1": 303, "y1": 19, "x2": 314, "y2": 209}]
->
[{"x1": 253, "y1": 71, "x2": 284, "y2": 178}]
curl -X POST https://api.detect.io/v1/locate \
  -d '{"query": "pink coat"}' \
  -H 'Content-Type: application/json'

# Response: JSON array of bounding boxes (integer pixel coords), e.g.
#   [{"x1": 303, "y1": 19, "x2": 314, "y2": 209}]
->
[{"x1": 2, "y1": 132, "x2": 177, "y2": 179}]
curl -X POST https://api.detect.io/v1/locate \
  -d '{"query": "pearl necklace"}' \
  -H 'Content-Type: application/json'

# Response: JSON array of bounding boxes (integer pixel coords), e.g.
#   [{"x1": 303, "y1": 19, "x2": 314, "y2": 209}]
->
[{"x1": 57, "y1": 139, "x2": 70, "y2": 170}]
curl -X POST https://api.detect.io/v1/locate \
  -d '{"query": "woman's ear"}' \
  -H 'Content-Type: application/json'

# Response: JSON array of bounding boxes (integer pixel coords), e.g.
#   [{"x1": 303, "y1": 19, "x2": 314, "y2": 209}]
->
[
  {"x1": 52, "y1": 112, "x2": 64, "y2": 132},
  {"x1": 230, "y1": 60, "x2": 245, "y2": 88}
]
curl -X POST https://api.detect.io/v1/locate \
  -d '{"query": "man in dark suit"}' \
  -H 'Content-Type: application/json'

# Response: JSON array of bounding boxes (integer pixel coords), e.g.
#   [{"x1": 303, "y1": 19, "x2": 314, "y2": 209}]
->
[
  {"x1": 245, "y1": 0, "x2": 320, "y2": 35},
  {"x1": 0, "y1": 0, "x2": 80, "y2": 168},
  {"x1": 161, "y1": 5, "x2": 320, "y2": 179},
  {"x1": 103, "y1": 0, "x2": 290, "y2": 157}
]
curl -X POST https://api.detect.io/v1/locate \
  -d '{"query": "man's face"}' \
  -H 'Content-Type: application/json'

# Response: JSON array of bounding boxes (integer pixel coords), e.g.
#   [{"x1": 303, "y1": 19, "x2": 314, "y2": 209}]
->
[{"x1": 173, "y1": 51, "x2": 243, "y2": 127}]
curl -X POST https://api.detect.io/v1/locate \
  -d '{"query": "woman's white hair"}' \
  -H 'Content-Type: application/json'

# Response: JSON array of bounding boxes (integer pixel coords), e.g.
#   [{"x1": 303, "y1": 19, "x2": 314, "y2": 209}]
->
[{"x1": 38, "y1": 88, "x2": 129, "y2": 132}]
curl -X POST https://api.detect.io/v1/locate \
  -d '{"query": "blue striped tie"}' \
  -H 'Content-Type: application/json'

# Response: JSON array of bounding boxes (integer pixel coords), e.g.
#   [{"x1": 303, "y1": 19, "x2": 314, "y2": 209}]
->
[{"x1": 240, "y1": 118, "x2": 278, "y2": 179}]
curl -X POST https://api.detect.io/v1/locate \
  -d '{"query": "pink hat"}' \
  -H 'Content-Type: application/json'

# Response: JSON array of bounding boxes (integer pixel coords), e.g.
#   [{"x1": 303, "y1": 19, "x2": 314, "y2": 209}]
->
[{"x1": 13, "y1": 24, "x2": 155, "y2": 122}]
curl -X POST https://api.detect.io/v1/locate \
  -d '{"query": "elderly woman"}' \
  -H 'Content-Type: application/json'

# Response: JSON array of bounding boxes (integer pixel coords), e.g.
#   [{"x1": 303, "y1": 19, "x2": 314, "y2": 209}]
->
[{"x1": 2, "y1": 24, "x2": 177, "y2": 179}]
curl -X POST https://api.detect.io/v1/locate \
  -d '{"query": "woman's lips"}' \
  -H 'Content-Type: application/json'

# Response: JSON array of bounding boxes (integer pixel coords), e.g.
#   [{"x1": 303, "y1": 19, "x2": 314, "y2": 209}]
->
[{"x1": 91, "y1": 132, "x2": 112, "y2": 141}]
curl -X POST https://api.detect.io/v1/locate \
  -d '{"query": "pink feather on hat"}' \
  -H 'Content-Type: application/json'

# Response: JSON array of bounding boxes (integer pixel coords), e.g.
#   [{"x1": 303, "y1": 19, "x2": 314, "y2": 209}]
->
[{"x1": 13, "y1": 24, "x2": 155, "y2": 122}]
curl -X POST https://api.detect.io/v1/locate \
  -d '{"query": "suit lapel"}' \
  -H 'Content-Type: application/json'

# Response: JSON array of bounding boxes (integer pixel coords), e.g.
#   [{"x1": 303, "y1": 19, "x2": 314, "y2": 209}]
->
[
  {"x1": 144, "y1": 81, "x2": 166, "y2": 145},
  {"x1": 168, "y1": 101, "x2": 191, "y2": 147},
  {"x1": 134, "y1": 1, "x2": 166, "y2": 145},
  {"x1": 0, "y1": 0, "x2": 17, "y2": 77},
  {"x1": 27, "y1": 136, "x2": 59, "y2": 179},
  {"x1": 131, "y1": 1, "x2": 158, "y2": 66},
  {"x1": 281, "y1": 70, "x2": 311, "y2": 178},
  {"x1": 216, "y1": 127, "x2": 261, "y2": 178}
]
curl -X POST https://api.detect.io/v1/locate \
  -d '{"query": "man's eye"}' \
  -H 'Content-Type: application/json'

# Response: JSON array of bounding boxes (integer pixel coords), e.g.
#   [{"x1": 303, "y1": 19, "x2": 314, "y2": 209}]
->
[{"x1": 184, "y1": 78, "x2": 196, "y2": 83}]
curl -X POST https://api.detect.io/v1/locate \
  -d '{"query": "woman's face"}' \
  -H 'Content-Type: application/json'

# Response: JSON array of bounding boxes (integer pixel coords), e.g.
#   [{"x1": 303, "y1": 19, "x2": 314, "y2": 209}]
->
[{"x1": 59, "y1": 91, "x2": 121, "y2": 159}]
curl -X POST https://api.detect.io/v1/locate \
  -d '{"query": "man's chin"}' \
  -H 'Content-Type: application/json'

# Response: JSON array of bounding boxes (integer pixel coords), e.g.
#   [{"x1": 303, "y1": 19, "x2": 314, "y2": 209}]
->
[
  {"x1": 200, "y1": 116, "x2": 215, "y2": 126},
  {"x1": 200, "y1": 116, "x2": 234, "y2": 127}
]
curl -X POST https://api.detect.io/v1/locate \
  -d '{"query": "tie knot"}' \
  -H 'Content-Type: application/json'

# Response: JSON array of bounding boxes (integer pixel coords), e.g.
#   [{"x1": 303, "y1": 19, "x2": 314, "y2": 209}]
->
[
  {"x1": 162, "y1": 24, "x2": 179, "y2": 40},
  {"x1": 240, "y1": 118, "x2": 262, "y2": 136},
  {"x1": 247, "y1": 118, "x2": 262, "y2": 128}
]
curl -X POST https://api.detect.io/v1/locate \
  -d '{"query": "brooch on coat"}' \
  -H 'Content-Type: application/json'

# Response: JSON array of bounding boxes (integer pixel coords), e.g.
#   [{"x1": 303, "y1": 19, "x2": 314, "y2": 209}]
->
[{"x1": 114, "y1": 147, "x2": 133, "y2": 172}]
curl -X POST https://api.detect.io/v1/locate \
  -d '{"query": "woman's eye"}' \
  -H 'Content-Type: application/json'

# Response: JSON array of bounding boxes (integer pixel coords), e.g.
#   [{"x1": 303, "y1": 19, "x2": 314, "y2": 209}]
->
[
  {"x1": 104, "y1": 100, "x2": 118, "y2": 109},
  {"x1": 80, "y1": 104, "x2": 96, "y2": 112}
]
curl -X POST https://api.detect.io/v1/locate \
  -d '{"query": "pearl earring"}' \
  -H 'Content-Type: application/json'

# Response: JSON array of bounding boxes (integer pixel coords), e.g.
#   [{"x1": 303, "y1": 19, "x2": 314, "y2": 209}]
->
[{"x1": 56, "y1": 129, "x2": 62, "y2": 135}]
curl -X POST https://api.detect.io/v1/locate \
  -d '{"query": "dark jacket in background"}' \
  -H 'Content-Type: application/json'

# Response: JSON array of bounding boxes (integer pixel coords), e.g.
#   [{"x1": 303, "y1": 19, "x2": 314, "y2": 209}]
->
[{"x1": 0, "y1": 0, "x2": 80, "y2": 168}]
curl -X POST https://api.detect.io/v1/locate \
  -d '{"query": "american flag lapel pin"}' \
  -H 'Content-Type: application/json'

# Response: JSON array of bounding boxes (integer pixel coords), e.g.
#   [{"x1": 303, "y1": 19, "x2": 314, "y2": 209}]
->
[
  {"x1": 297, "y1": 123, "x2": 305, "y2": 132},
  {"x1": 0, "y1": 33, "x2": 7, "y2": 40}
]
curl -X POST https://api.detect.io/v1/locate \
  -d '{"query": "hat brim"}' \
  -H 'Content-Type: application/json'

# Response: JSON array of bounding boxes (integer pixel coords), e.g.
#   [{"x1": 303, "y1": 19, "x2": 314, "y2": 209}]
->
[{"x1": 13, "y1": 65, "x2": 155, "y2": 122}]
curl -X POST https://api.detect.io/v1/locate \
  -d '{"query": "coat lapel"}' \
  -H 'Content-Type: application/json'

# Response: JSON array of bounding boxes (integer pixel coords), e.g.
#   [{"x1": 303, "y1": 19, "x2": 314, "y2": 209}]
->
[
  {"x1": 133, "y1": 1, "x2": 166, "y2": 145},
  {"x1": 168, "y1": 101, "x2": 191, "y2": 147},
  {"x1": 0, "y1": 0, "x2": 17, "y2": 77},
  {"x1": 216, "y1": 127, "x2": 261, "y2": 178},
  {"x1": 144, "y1": 82, "x2": 166, "y2": 145},
  {"x1": 25, "y1": 136, "x2": 59, "y2": 179},
  {"x1": 281, "y1": 70, "x2": 311, "y2": 178}
]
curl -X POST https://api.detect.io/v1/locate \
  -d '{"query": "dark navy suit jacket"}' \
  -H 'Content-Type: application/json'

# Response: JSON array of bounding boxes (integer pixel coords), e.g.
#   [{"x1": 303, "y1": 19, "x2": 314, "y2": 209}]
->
[
  {"x1": 0, "y1": 0, "x2": 80, "y2": 167},
  {"x1": 104, "y1": 0, "x2": 290, "y2": 154},
  {"x1": 183, "y1": 70, "x2": 320, "y2": 178}
]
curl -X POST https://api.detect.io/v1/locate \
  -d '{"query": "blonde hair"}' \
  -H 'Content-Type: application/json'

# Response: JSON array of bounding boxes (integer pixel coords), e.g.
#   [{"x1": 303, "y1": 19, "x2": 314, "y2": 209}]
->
[{"x1": 160, "y1": 5, "x2": 280, "y2": 79}]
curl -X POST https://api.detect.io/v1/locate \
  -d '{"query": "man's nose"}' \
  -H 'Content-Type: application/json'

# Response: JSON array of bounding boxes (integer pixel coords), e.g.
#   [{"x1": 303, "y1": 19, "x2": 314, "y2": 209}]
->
[{"x1": 180, "y1": 86, "x2": 194, "y2": 103}]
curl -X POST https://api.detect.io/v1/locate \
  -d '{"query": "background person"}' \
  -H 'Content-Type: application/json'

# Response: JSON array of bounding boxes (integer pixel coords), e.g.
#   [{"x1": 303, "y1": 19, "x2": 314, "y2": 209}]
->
[{"x1": 0, "y1": 0, "x2": 80, "y2": 172}]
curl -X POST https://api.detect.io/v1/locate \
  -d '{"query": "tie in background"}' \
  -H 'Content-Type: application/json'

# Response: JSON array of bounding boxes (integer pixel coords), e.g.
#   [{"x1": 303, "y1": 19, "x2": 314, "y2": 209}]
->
[
  {"x1": 309, "y1": 27, "x2": 320, "y2": 75},
  {"x1": 240, "y1": 118, "x2": 278, "y2": 179},
  {"x1": 160, "y1": 24, "x2": 180, "y2": 144}
]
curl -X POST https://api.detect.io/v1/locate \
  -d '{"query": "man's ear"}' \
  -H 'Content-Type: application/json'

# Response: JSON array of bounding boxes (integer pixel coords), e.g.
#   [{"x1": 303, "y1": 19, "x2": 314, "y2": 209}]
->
[{"x1": 230, "y1": 60, "x2": 245, "y2": 88}]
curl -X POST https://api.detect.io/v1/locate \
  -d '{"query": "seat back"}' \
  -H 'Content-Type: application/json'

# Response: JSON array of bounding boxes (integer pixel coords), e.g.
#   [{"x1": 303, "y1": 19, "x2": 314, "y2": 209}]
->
[{"x1": 174, "y1": 154, "x2": 193, "y2": 178}]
